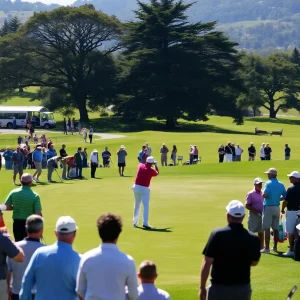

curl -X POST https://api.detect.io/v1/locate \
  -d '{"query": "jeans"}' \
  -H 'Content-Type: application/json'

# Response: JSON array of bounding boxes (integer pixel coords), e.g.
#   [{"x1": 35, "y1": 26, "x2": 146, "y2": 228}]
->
[{"x1": 76, "y1": 167, "x2": 82, "y2": 177}]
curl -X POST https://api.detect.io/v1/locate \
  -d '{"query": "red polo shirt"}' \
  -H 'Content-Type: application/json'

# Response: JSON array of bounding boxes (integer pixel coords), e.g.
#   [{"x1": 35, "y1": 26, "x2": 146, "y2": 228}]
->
[{"x1": 135, "y1": 163, "x2": 158, "y2": 187}]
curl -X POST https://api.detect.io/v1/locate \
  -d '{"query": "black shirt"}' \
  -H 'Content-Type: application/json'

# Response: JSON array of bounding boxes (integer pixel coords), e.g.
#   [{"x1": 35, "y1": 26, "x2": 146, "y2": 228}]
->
[
  {"x1": 203, "y1": 223, "x2": 260, "y2": 285},
  {"x1": 218, "y1": 147, "x2": 225, "y2": 155},
  {"x1": 248, "y1": 146, "x2": 256, "y2": 157},
  {"x1": 59, "y1": 148, "x2": 67, "y2": 157},
  {"x1": 225, "y1": 145, "x2": 232, "y2": 154},
  {"x1": 264, "y1": 147, "x2": 272, "y2": 156},
  {"x1": 230, "y1": 146, "x2": 236, "y2": 156},
  {"x1": 286, "y1": 182, "x2": 300, "y2": 211},
  {"x1": 285, "y1": 147, "x2": 291, "y2": 156}
]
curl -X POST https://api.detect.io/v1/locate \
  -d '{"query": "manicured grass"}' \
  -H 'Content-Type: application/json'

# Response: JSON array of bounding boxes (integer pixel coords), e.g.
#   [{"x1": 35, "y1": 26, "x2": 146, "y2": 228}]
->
[{"x1": 0, "y1": 119, "x2": 300, "y2": 299}]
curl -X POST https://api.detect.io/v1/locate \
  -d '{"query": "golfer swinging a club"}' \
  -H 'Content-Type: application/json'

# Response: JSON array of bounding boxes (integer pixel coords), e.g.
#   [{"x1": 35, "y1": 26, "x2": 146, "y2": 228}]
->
[{"x1": 132, "y1": 156, "x2": 159, "y2": 229}]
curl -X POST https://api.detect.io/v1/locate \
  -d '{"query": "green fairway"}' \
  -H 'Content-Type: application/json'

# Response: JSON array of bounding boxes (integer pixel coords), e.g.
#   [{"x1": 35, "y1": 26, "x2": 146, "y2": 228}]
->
[{"x1": 0, "y1": 115, "x2": 300, "y2": 299}]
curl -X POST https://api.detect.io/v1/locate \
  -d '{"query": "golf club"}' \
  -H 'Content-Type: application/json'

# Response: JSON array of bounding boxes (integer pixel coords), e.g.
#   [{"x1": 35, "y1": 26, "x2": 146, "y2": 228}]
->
[
  {"x1": 55, "y1": 168, "x2": 63, "y2": 183},
  {"x1": 286, "y1": 285, "x2": 297, "y2": 300}
]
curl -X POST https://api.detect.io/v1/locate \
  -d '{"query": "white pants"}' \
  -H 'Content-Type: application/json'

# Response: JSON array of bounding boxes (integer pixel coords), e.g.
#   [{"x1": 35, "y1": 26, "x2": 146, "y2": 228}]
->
[
  {"x1": 286, "y1": 210, "x2": 300, "y2": 234},
  {"x1": 0, "y1": 280, "x2": 7, "y2": 300},
  {"x1": 225, "y1": 154, "x2": 232, "y2": 162},
  {"x1": 132, "y1": 184, "x2": 150, "y2": 226}
]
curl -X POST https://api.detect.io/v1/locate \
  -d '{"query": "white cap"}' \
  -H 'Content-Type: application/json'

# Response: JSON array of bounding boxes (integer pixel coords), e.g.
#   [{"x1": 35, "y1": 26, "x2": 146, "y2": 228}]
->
[
  {"x1": 55, "y1": 216, "x2": 78, "y2": 233},
  {"x1": 264, "y1": 168, "x2": 277, "y2": 175},
  {"x1": 287, "y1": 171, "x2": 300, "y2": 179},
  {"x1": 120, "y1": 145, "x2": 126, "y2": 149},
  {"x1": 254, "y1": 178, "x2": 263, "y2": 184},
  {"x1": 36, "y1": 146, "x2": 42, "y2": 150},
  {"x1": 146, "y1": 156, "x2": 155, "y2": 163},
  {"x1": 226, "y1": 200, "x2": 245, "y2": 218},
  {"x1": 92, "y1": 149, "x2": 98, "y2": 153}
]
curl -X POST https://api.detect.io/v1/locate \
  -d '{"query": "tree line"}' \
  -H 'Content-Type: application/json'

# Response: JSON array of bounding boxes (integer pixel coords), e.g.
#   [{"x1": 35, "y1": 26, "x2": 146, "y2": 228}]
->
[{"x1": 0, "y1": 0, "x2": 300, "y2": 127}]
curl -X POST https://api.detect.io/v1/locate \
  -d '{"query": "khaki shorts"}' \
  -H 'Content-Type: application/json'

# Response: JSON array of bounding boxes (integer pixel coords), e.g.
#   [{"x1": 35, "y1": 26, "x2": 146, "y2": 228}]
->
[
  {"x1": 34, "y1": 161, "x2": 42, "y2": 173},
  {"x1": 13, "y1": 164, "x2": 23, "y2": 175},
  {"x1": 262, "y1": 206, "x2": 280, "y2": 230},
  {"x1": 248, "y1": 212, "x2": 263, "y2": 233}
]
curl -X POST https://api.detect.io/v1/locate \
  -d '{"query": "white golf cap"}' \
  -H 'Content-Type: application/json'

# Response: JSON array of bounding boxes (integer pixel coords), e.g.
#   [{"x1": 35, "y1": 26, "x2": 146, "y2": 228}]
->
[
  {"x1": 146, "y1": 156, "x2": 155, "y2": 163},
  {"x1": 254, "y1": 178, "x2": 264, "y2": 184},
  {"x1": 92, "y1": 149, "x2": 98, "y2": 153},
  {"x1": 120, "y1": 145, "x2": 126, "y2": 149},
  {"x1": 264, "y1": 168, "x2": 277, "y2": 175},
  {"x1": 36, "y1": 146, "x2": 42, "y2": 150},
  {"x1": 56, "y1": 216, "x2": 78, "y2": 233},
  {"x1": 226, "y1": 200, "x2": 245, "y2": 218},
  {"x1": 287, "y1": 171, "x2": 300, "y2": 179}
]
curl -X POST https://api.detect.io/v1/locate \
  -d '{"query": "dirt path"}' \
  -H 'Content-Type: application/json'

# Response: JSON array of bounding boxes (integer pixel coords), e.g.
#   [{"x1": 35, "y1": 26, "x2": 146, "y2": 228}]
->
[{"x1": 0, "y1": 129, "x2": 126, "y2": 140}]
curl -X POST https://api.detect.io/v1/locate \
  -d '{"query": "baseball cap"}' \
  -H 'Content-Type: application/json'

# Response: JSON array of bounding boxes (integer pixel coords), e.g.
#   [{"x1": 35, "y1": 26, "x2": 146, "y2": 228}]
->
[
  {"x1": 21, "y1": 173, "x2": 33, "y2": 183},
  {"x1": 287, "y1": 171, "x2": 300, "y2": 178},
  {"x1": 146, "y1": 156, "x2": 155, "y2": 163},
  {"x1": 92, "y1": 149, "x2": 98, "y2": 153},
  {"x1": 226, "y1": 200, "x2": 245, "y2": 218},
  {"x1": 264, "y1": 168, "x2": 277, "y2": 175},
  {"x1": 254, "y1": 178, "x2": 264, "y2": 184},
  {"x1": 120, "y1": 145, "x2": 126, "y2": 149},
  {"x1": 36, "y1": 146, "x2": 42, "y2": 150},
  {"x1": 55, "y1": 216, "x2": 78, "y2": 233}
]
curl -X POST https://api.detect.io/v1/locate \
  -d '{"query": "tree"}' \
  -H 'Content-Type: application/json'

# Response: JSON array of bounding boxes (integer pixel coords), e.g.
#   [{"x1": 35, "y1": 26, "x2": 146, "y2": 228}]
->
[
  {"x1": 0, "y1": 5, "x2": 122, "y2": 121},
  {"x1": 114, "y1": 0, "x2": 243, "y2": 127},
  {"x1": 241, "y1": 53, "x2": 300, "y2": 118},
  {"x1": 0, "y1": 16, "x2": 22, "y2": 37},
  {"x1": 291, "y1": 47, "x2": 300, "y2": 68}
]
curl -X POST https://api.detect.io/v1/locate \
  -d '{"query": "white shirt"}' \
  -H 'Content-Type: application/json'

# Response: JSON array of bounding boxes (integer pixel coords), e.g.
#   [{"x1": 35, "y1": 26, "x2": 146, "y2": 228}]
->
[
  {"x1": 76, "y1": 244, "x2": 138, "y2": 300},
  {"x1": 147, "y1": 146, "x2": 152, "y2": 156},
  {"x1": 90, "y1": 153, "x2": 98, "y2": 163},
  {"x1": 137, "y1": 284, "x2": 171, "y2": 300},
  {"x1": 235, "y1": 147, "x2": 243, "y2": 156},
  {"x1": 260, "y1": 146, "x2": 265, "y2": 158}
]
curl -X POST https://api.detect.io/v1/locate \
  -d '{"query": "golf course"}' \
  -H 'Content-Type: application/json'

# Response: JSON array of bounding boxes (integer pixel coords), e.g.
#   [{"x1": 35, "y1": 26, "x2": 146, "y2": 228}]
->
[{"x1": 1, "y1": 96, "x2": 300, "y2": 299}]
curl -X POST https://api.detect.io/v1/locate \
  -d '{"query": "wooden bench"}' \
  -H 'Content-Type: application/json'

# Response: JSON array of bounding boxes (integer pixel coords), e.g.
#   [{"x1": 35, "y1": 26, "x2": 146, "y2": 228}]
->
[
  {"x1": 270, "y1": 129, "x2": 283, "y2": 136},
  {"x1": 255, "y1": 127, "x2": 269, "y2": 135}
]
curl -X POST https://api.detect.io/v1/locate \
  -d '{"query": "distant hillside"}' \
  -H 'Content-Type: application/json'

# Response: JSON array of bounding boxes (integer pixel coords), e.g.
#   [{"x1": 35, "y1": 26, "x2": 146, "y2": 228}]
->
[{"x1": 3, "y1": 0, "x2": 300, "y2": 51}]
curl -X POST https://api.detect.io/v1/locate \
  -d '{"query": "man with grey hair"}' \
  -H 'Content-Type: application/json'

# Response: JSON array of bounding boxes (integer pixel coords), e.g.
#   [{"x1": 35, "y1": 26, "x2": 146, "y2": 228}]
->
[
  {"x1": 20, "y1": 216, "x2": 81, "y2": 300},
  {"x1": 7, "y1": 215, "x2": 45, "y2": 300}
]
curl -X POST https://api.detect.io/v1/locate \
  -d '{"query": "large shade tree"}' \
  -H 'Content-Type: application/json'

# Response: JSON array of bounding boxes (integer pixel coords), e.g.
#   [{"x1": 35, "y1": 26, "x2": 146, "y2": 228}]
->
[
  {"x1": 114, "y1": 0, "x2": 243, "y2": 127},
  {"x1": 240, "y1": 53, "x2": 300, "y2": 118},
  {"x1": 0, "y1": 5, "x2": 122, "y2": 121}
]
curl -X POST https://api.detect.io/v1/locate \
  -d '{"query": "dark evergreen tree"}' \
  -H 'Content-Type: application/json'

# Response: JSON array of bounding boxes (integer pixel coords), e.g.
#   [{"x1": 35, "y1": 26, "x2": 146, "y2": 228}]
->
[
  {"x1": 114, "y1": 0, "x2": 243, "y2": 127},
  {"x1": 292, "y1": 47, "x2": 300, "y2": 68}
]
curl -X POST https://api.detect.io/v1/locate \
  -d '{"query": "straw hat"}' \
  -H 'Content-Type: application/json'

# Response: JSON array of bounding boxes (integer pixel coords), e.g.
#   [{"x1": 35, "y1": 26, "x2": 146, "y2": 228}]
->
[{"x1": 120, "y1": 145, "x2": 126, "y2": 149}]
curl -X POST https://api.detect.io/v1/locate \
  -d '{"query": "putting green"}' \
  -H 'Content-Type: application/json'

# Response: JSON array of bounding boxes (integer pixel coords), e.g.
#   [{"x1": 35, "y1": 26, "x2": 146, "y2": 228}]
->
[{"x1": 0, "y1": 116, "x2": 299, "y2": 299}]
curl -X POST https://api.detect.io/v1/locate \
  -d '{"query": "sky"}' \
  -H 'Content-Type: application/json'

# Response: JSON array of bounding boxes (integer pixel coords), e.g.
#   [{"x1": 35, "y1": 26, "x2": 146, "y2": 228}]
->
[{"x1": 25, "y1": 0, "x2": 75, "y2": 5}]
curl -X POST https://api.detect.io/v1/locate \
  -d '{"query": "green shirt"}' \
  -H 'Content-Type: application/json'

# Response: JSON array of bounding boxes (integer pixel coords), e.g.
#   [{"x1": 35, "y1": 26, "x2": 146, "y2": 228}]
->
[{"x1": 5, "y1": 186, "x2": 42, "y2": 220}]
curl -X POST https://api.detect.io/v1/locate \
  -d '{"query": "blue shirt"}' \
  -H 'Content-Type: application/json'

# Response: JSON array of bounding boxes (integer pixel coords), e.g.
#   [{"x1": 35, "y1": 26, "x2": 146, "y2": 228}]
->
[
  {"x1": 46, "y1": 149, "x2": 57, "y2": 159},
  {"x1": 32, "y1": 150, "x2": 43, "y2": 163},
  {"x1": 19, "y1": 241, "x2": 81, "y2": 300},
  {"x1": 263, "y1": 178, "x2": 286, "y2": 206}
]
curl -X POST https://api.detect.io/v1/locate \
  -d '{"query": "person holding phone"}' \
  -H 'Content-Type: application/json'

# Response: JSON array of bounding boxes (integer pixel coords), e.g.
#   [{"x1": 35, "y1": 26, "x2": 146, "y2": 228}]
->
[{"x1": 132, "y1": 156, "x2": 159, "y2": 229}]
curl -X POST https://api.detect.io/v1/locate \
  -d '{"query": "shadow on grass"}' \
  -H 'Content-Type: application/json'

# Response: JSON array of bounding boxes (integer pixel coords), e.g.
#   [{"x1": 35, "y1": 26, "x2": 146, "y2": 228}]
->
[
  {"x1": 136, "y1": 226, "x2": 173, "y2": 233},
  {"x1": 13, "y1": 91, "x2": 38, "y2": 99},
  {"x1": 56, "y1": 117, "x2": 254, "y2": 135},
  {"x1": 248, "y1": 117, "x2": 300, "y2": 126}
]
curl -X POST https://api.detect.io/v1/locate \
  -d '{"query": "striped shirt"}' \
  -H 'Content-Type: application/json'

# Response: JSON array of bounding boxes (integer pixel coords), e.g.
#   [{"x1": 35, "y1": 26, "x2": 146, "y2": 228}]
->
[{"x1": 5, "y1": 186, "x2": 42, "y2": 220}]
